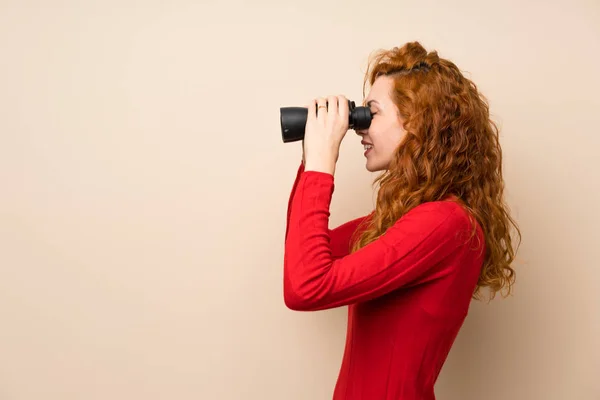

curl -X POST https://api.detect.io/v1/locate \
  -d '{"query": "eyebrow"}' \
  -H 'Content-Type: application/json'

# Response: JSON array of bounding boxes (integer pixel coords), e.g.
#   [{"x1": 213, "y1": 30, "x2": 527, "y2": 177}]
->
[{"x1": 366, "y1": 100, "x2": 380, "y2": 107}]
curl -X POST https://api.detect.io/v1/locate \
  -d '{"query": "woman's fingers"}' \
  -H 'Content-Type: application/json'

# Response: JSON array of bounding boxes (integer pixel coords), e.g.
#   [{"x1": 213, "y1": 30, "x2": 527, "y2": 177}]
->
[
  {"x1": 337, "y1": 95, "x2": 348, "y2": 121},
  {"x1": 316, "y1": 97, "x2": 327, "y2": 122},
  {"x1": 326, "y1": 95, "x2": 338, "y2": 118},
  {"x1": 309, "y1": 95, "x2": 349, "y2": 132}
]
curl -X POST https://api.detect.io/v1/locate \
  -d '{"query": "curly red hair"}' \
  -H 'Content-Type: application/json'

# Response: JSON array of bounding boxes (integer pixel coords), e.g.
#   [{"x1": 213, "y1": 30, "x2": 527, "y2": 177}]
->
[{"x1": 350, "y1": 41, "x2": 521, "y2": 300}]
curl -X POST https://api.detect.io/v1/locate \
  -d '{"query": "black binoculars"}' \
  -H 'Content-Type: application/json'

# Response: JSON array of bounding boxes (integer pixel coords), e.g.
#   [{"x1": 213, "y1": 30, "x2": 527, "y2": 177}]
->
[{"x1": 279, "y1": 100, "x2": 372, "y2": 143}]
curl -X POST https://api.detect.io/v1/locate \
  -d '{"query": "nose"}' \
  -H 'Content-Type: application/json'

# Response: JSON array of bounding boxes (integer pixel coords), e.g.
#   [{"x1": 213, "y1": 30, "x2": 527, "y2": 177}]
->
[{"x1": 355, "y1": 128, "x2": 366, "y2": 137}]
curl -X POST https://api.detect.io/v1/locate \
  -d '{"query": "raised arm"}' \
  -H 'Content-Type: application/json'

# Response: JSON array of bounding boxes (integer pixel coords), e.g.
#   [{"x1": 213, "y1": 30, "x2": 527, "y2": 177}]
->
[{"x1": 285, "y1": 161, "x2": 367, "y2": 260}]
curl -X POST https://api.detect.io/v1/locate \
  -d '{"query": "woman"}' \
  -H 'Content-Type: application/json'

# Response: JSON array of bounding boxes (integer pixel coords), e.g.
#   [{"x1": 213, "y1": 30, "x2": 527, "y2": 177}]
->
[{"x1": 283, "y1": 41, "x2": 520, "y2": 399}]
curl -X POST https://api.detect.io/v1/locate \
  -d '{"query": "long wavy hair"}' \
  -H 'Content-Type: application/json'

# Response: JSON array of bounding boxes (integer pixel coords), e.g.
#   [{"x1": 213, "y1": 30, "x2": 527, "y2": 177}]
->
[{"x1": 350, "y1": 42, "x2": 521, "y2": 300}]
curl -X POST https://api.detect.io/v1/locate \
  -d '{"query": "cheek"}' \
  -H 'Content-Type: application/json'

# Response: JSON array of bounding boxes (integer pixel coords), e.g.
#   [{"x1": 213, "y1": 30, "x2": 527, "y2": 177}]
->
[
  {"x1": 370, "y1": 119, "x2": 405, "y2": 154},
  {"x1": 374, "y1": 128, "x2": 401, "y2": 153},
  {"x1": 386, "y1": 127, "x2": 406, "y2": 151}
]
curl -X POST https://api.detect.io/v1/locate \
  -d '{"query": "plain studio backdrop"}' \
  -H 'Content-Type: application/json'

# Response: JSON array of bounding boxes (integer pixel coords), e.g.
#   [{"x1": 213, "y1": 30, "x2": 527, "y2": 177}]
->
[{"x1": 1, "y1": 1, "x2": 599, "y2": 399}]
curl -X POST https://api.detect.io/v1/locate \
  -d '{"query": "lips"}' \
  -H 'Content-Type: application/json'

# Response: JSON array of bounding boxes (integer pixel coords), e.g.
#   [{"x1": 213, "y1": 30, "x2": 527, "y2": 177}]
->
[{"x1": 361, "y1": 140, "x2": 373, "y2": 157}]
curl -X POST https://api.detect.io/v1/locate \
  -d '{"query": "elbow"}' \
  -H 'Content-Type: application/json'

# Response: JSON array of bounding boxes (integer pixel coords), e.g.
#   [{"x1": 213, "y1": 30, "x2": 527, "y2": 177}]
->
[
  {"x1": 283, "y1": 261, "x2": 332, "y2": 311},
  {"x1": 284, "y1": 288, "x2": 313, "y2": 311},
  {"x1": 283, "y1": 282, "x2": 323, "y2": 311}
]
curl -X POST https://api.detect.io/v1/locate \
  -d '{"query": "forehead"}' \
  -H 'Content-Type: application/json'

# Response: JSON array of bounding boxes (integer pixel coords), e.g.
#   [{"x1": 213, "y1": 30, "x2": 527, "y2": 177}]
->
[{"x1": 364, "y1": 75, "x2": 394, "y2": 105}]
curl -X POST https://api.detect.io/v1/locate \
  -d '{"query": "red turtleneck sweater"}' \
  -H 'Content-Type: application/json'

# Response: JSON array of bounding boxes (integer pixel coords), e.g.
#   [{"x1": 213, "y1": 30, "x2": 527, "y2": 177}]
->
[{"x1": 283, "y1": 162, "x2": 485, "y2": 400}]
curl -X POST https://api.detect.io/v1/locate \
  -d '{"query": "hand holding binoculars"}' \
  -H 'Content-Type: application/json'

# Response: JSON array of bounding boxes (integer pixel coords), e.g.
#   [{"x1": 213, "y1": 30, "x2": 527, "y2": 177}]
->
[{"x1": 279, "y1": 100, "x2": 372, "y2": 143}]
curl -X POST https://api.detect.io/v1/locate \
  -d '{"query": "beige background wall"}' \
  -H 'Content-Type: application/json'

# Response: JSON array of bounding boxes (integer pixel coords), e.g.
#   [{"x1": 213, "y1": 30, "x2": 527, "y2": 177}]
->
[{"x1": 1, "y1": 1, "x2": 599, "y2": 399}]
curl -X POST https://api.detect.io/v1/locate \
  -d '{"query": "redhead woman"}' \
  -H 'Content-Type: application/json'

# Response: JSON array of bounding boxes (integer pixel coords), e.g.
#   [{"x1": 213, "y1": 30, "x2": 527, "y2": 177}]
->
[{"x1": 283, "y1": 41, "x2": 521, "y2": 400}]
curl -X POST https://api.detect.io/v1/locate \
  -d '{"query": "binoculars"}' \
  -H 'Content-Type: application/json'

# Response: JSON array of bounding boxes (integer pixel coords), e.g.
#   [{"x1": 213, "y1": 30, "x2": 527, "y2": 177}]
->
[{"x1": 279, "y1": 100, "x2": 372, "y2": 143}]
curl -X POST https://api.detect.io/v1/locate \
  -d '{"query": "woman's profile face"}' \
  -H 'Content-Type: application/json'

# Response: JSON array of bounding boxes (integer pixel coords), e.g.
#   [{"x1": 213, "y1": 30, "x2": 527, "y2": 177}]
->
[{"x1": 356, "y1": 75, "x2": 407, "y2": 172}]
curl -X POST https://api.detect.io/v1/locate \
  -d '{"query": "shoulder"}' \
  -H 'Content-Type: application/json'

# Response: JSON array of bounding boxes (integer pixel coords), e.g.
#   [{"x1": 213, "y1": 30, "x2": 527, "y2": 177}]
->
[
  {"x1": 331, "y1": 214, "x2": 370, "y2": 233},
  {"x1": 403, "y1": 200, "x2": 471, "y2": 226},
  {"x1": 381, "y1": 200, "x2": 474, "y2": 245}
]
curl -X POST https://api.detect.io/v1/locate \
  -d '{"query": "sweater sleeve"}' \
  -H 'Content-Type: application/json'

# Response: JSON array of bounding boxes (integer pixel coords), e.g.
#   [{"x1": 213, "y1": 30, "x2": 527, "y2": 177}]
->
[
  {"x1": 285, "y1": 162, "x2": 367, "y2": 261},
  {"x1": 283, "y1": 170, "x2": 473, "y2": 311},
  {"x1": 284, "y1": 161, "x2": 306, "y2": 241}
]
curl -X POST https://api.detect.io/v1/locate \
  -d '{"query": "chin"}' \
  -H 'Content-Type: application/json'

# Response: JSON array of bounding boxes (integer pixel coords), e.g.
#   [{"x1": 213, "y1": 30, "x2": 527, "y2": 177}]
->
[{"x1": 365, "y1": 159, "x2": 387, "y2": 172}]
